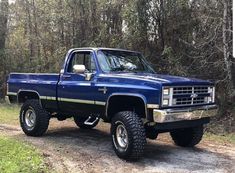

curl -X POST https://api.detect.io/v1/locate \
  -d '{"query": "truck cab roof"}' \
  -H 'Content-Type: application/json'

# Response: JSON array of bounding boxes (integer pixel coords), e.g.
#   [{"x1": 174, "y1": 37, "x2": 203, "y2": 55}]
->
[{"x1": 69, "y1": 47, "x2": 141, "y2": 54}]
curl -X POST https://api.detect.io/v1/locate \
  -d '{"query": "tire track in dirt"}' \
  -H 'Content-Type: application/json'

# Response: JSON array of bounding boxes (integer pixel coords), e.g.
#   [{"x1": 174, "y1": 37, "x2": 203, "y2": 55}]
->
[{"x1": 0, "y1": 120, "x2": 235, "y2": 173}]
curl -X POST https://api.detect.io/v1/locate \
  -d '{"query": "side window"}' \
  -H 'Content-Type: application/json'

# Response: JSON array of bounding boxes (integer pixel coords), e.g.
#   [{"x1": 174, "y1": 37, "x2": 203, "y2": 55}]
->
[{"x1": 67, "y1": 52, "x2": 96, "y2": 73}]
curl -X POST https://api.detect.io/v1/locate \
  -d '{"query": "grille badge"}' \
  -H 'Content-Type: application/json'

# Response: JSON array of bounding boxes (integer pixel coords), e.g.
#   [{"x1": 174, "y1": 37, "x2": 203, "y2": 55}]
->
[{"x1": 190, "y1": 93, "x2": 198, "y2": 98}]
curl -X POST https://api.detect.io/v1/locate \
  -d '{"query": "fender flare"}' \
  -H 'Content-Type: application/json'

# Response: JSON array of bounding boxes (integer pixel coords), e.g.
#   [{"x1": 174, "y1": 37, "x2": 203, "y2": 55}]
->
[
  {"x1": 17, "y1": 89, "x2": 42, "y2": 105},
  {"x1": 105, "y1": 93, "x2": 148, "y2": 118}
]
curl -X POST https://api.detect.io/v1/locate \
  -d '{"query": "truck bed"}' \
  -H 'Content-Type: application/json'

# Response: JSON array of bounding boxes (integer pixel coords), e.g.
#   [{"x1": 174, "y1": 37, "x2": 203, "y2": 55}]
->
[{"x1": 7, "y1": 73, "x2": 60, "y2": 102}]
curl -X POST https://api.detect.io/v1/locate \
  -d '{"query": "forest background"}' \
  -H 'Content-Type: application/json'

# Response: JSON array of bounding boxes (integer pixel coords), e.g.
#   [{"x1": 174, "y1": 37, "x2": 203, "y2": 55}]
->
[{"x1": 0, "y1": 0, "x2": 234, "y2": 132}]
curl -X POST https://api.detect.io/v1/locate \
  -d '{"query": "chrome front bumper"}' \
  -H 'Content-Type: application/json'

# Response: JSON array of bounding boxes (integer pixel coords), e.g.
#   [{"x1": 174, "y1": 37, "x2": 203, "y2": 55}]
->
[
  {"x1": 153, "y1": 105, "x2": 217, "y2": 123},
  {"x1": 5, "y1": 96, "x2": 10, "y2": 104}
]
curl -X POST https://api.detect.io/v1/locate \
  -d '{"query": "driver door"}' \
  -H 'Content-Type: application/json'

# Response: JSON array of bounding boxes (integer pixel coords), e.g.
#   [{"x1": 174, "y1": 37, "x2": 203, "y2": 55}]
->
[{"x1": 57, "y1": 50, "x2": 97, "y2": 114}]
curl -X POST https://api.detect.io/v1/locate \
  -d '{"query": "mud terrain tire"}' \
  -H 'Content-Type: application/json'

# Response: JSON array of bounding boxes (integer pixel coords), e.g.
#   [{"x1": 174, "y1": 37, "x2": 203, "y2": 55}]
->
[
  {"x1": 170, "y1": 125, "x2": 204, "y2": 147},
  {"x1": 111, "y1": 111, "x2": 146, "y2": 160},
  {"x1": 20, "y1": 99, "x2": 50, "y2": 136}
]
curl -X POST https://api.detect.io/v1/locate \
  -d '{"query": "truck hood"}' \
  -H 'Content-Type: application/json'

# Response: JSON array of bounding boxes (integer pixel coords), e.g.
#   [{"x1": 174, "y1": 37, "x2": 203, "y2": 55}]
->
[{"x1": 101, "y1": 73, "x2": 213, "y2": 86}]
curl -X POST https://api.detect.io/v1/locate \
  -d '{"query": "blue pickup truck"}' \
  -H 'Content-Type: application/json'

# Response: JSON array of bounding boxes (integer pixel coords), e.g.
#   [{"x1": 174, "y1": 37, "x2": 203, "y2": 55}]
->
[{"x1": 7, "y1": 48, "x2": 216, "y2": 160}]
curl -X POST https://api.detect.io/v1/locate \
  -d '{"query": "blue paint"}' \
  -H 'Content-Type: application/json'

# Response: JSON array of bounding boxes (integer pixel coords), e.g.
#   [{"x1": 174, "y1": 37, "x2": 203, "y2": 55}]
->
[{"x1": 7, "y1": 48, "x2": 215, "y2": 112}]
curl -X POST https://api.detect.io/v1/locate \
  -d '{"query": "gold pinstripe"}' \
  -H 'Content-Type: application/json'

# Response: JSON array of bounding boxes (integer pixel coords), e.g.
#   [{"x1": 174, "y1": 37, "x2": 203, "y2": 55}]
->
[{"x1": 59, "y1": 97, "x2": 95, "y2": 104}]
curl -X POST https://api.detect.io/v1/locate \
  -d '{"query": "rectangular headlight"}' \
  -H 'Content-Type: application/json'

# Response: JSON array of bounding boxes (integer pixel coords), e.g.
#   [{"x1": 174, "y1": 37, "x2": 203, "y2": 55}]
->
[
  {"x1": 162, "y1": 87, "x2": 172, "y2": 106},
  {"x1": 163, "y1": 88, "x2": 170, "y2": 95},
  {"x1": 207, "y1": 96, "x2": 212, "y2": 103},
  {"x1": 163, "y1": 99, "x2": 169, "y2": 106},
  {"x1": 208, "y1": 87, "x2": 213, "y2": 94}
]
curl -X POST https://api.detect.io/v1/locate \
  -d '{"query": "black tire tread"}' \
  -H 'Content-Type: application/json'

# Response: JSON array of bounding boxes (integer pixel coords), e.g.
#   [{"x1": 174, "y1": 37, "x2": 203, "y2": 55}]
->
[
  {"x1": 170, "y1": 125, "x2": 203, "y2": 147},
  {"x1": 20, "y1": 99, "x2": 49, "y2": 136},
  {"x1": 145, "y1": 125, "x2": 158, "y2": 140},
  {"x1": 111, "y1": 111, "x2": 146, "y2": 160}
]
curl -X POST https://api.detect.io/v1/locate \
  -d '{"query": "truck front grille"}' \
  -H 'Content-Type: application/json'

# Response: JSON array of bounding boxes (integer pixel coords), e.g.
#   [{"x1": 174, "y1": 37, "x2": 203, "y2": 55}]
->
[
  {"x1": 162, "y1": 86, "x2": 215, "y2": 107},
  {"x1": 172, "y1": 86, "x2": 209, "y2": 106},
  {"x1": 173, "y1": 86, "x2": 208, "y2": 95},
  {"x1": 175, "y1": 97, "x2": 205, "y2": 105}
]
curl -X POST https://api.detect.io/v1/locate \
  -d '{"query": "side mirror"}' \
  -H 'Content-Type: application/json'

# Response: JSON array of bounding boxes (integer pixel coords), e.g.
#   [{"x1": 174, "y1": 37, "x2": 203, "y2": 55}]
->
[{"x1": 73, "y1": 65, "x2": 86, "y2": 73}]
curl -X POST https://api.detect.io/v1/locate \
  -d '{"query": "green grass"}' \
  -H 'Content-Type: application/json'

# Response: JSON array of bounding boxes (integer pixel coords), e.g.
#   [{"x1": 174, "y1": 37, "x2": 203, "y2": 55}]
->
[
  {"x1": 204, "y1": 132, "x2": 235, "y2": 145},
  {"x1": 0, "y1": 102, "x2": 235, "y2": 146},
  {"x1": 0, "y1": 135, "x2": 48, "y2": 173},
  {"x1": 0, "y1": 103, "x2": 20, "y2": 125}
]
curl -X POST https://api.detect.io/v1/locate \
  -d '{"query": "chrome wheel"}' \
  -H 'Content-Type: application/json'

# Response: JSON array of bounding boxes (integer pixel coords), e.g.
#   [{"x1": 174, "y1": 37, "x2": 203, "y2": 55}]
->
[
  {"x1": 116, "y1": 123, "x2": 128, "y2": 149},
  {"x1": 25, "y1": 108, "x2": 36, "y2": 129},
  {"x1": 111, "y1": 111, "x2": 146, "y2": 160}
]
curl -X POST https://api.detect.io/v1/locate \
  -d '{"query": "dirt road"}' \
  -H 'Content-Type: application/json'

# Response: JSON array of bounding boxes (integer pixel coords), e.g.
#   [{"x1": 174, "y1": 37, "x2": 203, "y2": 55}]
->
[{"x1": 1, "y1": 120, "x2": 235, "y2": 173}]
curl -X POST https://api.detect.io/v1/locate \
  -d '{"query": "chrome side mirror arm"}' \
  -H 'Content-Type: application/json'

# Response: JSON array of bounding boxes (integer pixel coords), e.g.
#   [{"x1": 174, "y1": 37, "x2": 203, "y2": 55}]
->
[{"x1": 85, "y1": 73, "x2": 93, "y2": 81}]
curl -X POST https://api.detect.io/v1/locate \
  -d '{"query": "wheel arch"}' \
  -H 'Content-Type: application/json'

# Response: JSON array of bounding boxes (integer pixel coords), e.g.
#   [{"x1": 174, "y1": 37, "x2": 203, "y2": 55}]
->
[
  {"x1": 17, "y1": 90, "x2": 41, "y2": 104},
  {"x1": 105, "y1": 93, "x2": 147, "y2": 121}
]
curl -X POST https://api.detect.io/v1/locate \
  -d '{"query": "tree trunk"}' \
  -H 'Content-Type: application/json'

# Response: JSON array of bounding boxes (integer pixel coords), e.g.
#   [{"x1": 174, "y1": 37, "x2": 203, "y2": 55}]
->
[
  {"x1": 32, "y1": 0, "x2": 40, "y2": 60},
  {"x1": 0, "y1": 0, "x2": 8, "y2": 50},
  {"x1": 0, "y1": 0, "x2": 8, "y2": 97},
  {"x1": 58, "y1": 0, "x2": 65, "y2": 45},
  {"x1": 24, "y1": 0, "x2": 34, "y2": 60},
  {"x1": 222, "y1": 0, "x2": 234, "y2": 98}
]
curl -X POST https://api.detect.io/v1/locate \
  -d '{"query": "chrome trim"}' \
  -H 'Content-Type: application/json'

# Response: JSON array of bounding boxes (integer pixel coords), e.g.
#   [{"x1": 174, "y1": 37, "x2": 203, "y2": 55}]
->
[
  {"x1": 95, "y1": 101, "x2": 106, "y2": 106},
  {"x1": 5, "y1": 96, "x2": 10, "y2": 104},
  {"x1": 105, "y1": 93, "x2": 148, "y2": 118},
  {"x1": 7, "y1": 92, "x2": 17, "y2": 96},
  {"x1": 46, "y1": 96, "x2": 57, "y2": 101},
  {"x1": 84, "y1": 116, "x2": 99, "y2": 125},
  {"x1": 162, "y1": 86, "x2": 215, "y2": 107},
  {"x1": 162, "y1": 104, "x2": 217, "y2": 113},
  {"x1": 40, "y1": 96, "x2": 47, "y2": 100},
  {"x1": 115, "y1": 122, "x2": 128, "y2": 149},
  {"x1": 15, "y1": 89, "x2": 105, "y2": 106},
  {"x1": 10, "y1": 90, "x2": 105, "y2": 106},
  {"x1": 169, "y1": 88, "x2": 173, "y2": 106},
  {"x1": 59, "y1": 97, "x2": 95, "y2": 104},
  {"x1": 153, "y1": 104, "x2": 217, "y2": 123},
  {"x1": 147, "y1": 104, "x2": 159, "y2": 109},
  {"x1": 24, "y1": 108, "x2": 36, "y2": 129},
  {"x1": 6, "y1": 83, "x2": 9, "y2": 95},
  {"x1": 58, "y1": 97, "x2": 106, "y2": 106},
  {"x1": 212, "y1": 87, "x2": 215, "y2": 102}
]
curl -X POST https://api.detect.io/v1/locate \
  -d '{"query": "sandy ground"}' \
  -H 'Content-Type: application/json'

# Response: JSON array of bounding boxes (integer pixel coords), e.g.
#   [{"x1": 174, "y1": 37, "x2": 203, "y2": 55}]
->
[{"x1": 0, "y1": 119, "x2": 235, "y2": 173}]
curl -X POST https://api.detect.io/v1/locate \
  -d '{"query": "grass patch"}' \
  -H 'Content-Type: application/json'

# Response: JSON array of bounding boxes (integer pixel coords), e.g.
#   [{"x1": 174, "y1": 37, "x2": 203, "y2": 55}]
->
[
  {"x1": 0, "y1": 102, "x2": 235, "y2": 146},
  {"x1": 0, "y1": 135, "x2": 48, "y2": 173},
  {"x1": 204, "y1": 132, "x2": 235, "y2": 145},
  {"x1": 0, "y1": 103, "x2": 20, "y2": 125}
]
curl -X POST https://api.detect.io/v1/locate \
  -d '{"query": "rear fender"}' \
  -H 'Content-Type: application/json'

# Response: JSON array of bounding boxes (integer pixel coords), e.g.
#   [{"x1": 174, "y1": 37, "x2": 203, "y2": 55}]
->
[{"x1": 17, "y1": 90, "x2": 42, "y2": 105}]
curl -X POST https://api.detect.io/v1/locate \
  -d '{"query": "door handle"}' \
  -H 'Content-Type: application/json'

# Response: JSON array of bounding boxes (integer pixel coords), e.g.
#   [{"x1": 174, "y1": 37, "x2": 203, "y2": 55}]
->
[{"x1": 62, "y1": 74, "x2": 71, "y2": 79}]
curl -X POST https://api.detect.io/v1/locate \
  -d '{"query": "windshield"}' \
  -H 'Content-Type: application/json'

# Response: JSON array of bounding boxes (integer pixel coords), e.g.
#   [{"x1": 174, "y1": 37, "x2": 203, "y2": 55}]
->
[{"x1": 97, "y1": 50, "x2": 155, "y2": 73}]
